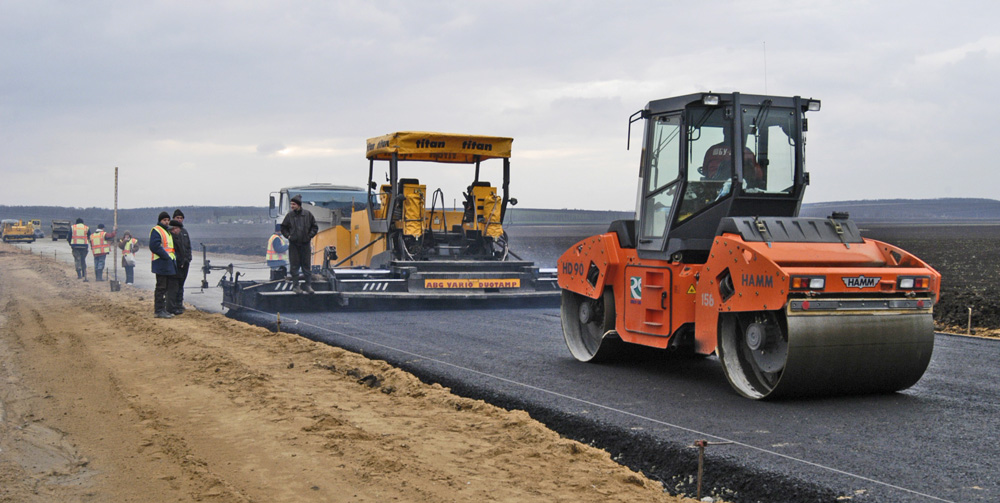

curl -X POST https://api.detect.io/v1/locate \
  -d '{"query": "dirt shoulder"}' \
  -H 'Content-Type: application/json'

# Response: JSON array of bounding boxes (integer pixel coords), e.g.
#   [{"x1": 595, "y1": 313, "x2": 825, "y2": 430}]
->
[{"x1": 0, "y1": 244, "x2": 696, "y2": 503}]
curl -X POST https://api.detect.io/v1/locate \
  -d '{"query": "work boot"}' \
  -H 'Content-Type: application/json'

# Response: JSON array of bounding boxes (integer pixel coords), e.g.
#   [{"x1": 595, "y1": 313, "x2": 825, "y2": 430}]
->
[
  {"x1": 155, "y1": 311, "x2": 174, "y2": 319},
  {"x1": 292, "y1": 283, "x2": 303, "y2": 295},
  {"x1": 83, "y1": 277, "x2": 89, "y2": 283},
  {"x1": 303, "y1": 283, "x2": 315, "y2": 294}
]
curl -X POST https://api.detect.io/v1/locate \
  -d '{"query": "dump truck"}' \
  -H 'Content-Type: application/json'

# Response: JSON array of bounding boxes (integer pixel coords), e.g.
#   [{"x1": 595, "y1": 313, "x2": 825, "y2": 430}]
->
[
  {"x1": 220, "y1": 132, "x2": 559, "y2": 311},
  {"x1": 50, "y1": 219, "x2": 72, "y2": 241},
  {"x1": 1, "y1": 219, "x2": 36, "y2": 243},
  {"x1": 557, "y1": 92, "x2": 940, "y2": 399}
]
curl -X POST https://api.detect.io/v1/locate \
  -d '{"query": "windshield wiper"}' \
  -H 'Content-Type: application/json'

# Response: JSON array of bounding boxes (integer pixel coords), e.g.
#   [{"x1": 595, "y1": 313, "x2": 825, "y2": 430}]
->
[{"x1": 750, "y1": 100, "x2": 772, "y2": 135}]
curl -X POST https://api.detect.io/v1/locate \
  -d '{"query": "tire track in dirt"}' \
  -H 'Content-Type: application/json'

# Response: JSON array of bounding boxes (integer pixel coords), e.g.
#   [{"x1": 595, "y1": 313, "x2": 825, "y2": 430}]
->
[{"x1": 0, "y1": 272, "x2": 95, "y2": 502}]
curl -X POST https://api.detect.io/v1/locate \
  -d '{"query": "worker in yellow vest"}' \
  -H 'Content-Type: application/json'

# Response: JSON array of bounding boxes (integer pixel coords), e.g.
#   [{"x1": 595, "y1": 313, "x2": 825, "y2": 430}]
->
[
  {"x1": 149, "y1": 212, "x2": 178, "y2": 318},
  {"x1": 89, "y1": 223, "x2": 117, "y2": 282},
  {"x1": 266, "y1": 224, "x2": 289, "y2": 280},
  {"x1": 118, "y1": 230, "x2": 139, "y2": 284},
  {"x1": 67, "y1": 217, "x2": 91, "y2": 281}
]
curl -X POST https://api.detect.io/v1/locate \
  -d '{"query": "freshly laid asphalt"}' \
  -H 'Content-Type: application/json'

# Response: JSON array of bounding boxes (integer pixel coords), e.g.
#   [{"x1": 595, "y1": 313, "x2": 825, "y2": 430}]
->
[
  {"x1": 233, "y1": 305, "x2": 999, "y2": 503},
  {"x1": 16, "y1": 240, "x2": 998, "y2": 502}
]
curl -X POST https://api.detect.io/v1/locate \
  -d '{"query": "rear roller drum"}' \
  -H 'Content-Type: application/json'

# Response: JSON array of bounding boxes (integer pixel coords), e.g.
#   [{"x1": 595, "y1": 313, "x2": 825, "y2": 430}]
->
[{"x1": 561, "y1": 289, "x2": 622, "y2": 362}]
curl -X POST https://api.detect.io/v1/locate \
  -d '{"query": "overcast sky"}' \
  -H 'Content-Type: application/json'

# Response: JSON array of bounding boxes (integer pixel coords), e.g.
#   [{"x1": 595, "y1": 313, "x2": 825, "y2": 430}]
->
[{"x1": 3, "y1": 1, "x2": 998, "y2": 211}]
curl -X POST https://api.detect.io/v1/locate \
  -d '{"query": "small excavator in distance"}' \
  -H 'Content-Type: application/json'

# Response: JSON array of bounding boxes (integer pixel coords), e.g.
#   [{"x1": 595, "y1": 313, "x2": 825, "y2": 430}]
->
[{"x1": 557, "y1": 92, "x2": 940, "y2": 399}]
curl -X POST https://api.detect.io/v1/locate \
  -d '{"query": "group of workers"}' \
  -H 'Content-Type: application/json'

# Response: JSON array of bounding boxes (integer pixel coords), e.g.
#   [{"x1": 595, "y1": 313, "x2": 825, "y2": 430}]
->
[
  {"x1": 148, "y1": 210, "x2": 193, "y2": 319},
  {"x1": 68, "y1": 209, "x2": 192, "y2": 319},
  {"x1": 66, "y1": 196, "x2": 315, "y2": 318}
]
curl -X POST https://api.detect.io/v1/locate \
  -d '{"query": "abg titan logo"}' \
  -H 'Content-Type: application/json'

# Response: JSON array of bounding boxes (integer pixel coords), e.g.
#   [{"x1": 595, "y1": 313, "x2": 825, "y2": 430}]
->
[{"x1": 842, "y1": 275, "x2": 881, "y2": 288}]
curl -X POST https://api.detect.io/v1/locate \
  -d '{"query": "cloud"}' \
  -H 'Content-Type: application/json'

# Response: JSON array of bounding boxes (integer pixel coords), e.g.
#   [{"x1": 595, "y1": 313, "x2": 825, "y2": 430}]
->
[
  {"x1": 916, "y1": 36, "x2": 1000, "y2": 67},
  {"x1": 3, "y1": 1, "x2": 1000, "y2": 208},
  {"x1": 256, "y1": 143, "x2": 287, "y2": 156}
]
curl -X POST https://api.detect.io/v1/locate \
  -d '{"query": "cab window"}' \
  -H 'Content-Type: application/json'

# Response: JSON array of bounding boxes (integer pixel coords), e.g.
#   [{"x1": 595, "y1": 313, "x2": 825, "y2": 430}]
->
[{"x1": 640, "y1": 114, "x2": 681, "y2": 240}]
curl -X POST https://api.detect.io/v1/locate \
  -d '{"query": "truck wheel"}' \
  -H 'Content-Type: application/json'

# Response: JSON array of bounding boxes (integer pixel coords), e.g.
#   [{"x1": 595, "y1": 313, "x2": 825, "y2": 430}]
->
[{"x1": 561, "y1": 289, "x2": 622, "y2": 362}]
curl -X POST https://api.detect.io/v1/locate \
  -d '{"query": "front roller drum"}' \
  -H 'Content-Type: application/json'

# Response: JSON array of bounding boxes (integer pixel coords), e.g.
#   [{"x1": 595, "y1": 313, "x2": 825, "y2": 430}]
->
[{"x1": 718, "y1": 310, "x2": 934, "y2": 399}]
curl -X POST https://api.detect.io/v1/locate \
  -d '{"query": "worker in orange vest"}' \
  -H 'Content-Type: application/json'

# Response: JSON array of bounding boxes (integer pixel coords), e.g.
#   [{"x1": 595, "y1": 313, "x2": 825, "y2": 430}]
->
[
  {"x1": 149, "y1": 212, "x2": 178, "y2": 318},
  {"x1": 266, "y1": 224, "x2": 289, "y2": 280},
  {"x1": 89, "y1": 223, "x2": 117, "y2": 281},
  {"x1": 67, "y1": 218, "x2": 91, "y2": 281}
]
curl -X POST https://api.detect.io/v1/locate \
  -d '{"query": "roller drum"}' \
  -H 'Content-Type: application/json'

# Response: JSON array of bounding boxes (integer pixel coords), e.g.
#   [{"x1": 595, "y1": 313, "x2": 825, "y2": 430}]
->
[{"x1": 719, "y1": 310, "x2": 934, "y2": 399}]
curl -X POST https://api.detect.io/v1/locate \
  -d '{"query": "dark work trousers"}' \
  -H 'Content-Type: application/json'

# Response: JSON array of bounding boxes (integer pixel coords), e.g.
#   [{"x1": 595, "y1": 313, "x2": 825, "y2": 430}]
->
[
  {"x1": 174, "y1": 262, "x2": 190, "y2": 308},
  {"x1": 72, "y1": 247, "x2": 89, "y2": 278},
  {"x1": 155, "y1": 274, "x2": 180, "y2": 313},
  {"x1": 287, "y1": 242, "x2": 312, "y2": 285}
]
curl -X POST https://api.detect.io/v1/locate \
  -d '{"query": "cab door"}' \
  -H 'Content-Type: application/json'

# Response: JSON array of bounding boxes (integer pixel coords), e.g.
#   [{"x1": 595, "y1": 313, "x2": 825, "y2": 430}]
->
[{"x1": 636, "y1": 113, "x2": 682, "y2": 254}]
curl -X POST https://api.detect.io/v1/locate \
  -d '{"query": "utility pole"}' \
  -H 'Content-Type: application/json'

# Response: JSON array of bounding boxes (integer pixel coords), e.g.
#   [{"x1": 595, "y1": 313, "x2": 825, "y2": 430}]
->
[{"x1": 110, "y1": 167, "x2": 121, "y2": 291}]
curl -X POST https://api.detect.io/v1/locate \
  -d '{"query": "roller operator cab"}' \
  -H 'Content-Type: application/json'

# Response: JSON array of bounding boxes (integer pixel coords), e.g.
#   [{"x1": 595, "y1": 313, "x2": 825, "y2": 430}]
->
[{"x1": 557, "y1": 92, "x2": 941, "y2": 399}]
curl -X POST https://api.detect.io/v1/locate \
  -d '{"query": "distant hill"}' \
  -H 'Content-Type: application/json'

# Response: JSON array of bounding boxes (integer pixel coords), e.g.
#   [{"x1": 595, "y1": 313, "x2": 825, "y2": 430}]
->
[
  {"x1": 506, "y1": 198, "x2": 1000, "y2": 225},
  {"x1": 0, "y1": 206, "x2": 269, "y2": 228},
  {"x1": 800, "y1": 198, "x2": 1000, "y2": 223},
  {"x1": 3, "y1": 198, "x2": 999, "y2": 228}
]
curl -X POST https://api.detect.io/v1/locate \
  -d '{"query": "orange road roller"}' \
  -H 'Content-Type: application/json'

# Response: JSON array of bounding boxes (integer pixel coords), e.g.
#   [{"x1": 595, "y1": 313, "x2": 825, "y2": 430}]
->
[{"x1": 557, "y1": 92, "x2": 940, "y2": 399}]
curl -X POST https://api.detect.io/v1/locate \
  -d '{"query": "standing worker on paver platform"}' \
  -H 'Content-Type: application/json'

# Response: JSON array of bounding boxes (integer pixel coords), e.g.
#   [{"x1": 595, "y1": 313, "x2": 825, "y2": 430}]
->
[
  {"x1": 280, "y1": 194, "x2": 318, "y2": 295},
  {"x1": 266, "y1": 223, "x2": 289, "y2": 280},
  {"x1": 68, "y1": 218, "x2": 91, "y2": 282},
  {"x1": 89, "y1": 223, "x2": 117, "y2": 282},
  {"x1": 149, "y1": 212, "x2": 177, "y2": 318},
  {"x1": 170, "y1": 209, "x2": 192, "y2": 314}
]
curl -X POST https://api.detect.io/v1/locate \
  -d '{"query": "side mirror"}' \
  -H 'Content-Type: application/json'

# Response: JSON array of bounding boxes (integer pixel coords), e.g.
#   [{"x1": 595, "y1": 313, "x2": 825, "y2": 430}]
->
[{"x1": 269, "y1": 195, "x2": 275, "y2": 210}]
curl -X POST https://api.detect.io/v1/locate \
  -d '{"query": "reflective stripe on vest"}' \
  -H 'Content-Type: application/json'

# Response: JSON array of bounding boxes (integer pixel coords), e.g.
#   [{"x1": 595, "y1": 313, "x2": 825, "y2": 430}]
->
[
  {"x1": 90, "y1": 231, "x2": 110, "y2": 255},
  {"x1": 71, "y1": 223, "x2": 89, "y2": 245},
  {"x1": 123, "y1": 238, "x2": 138, "y2": 256},
  {"x1": 151, "y1": 226, "x2": 176, "y2": 261},
  {"x1": 266, "y1": 234, "x2": 287, "y2": 262}
]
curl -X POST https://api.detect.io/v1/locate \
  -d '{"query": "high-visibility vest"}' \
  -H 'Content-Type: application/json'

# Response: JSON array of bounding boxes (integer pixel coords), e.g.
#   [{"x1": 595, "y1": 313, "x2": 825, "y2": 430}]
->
[
  {"x1": 90, "y1": 231, "x2": 111, "y2": 255},
  {"x1": 266, "y1": 234, "x2": 287, "y2": 262},
  {"x1": 70, "y1": 223, "x2": 89, "y2": 245},
  {"x1": 150, "y1": 226, "x2": 176, "y2": 261},
  {"x1": 123, "y1": 238, "x2": 138, "y2": 256}
]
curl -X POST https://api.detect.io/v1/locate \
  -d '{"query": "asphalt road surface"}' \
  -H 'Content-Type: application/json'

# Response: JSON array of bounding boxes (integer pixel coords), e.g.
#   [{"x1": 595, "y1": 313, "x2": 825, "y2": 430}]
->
[{"x1": 233, "y1": 305, "x2": 999, "y2": 503}]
